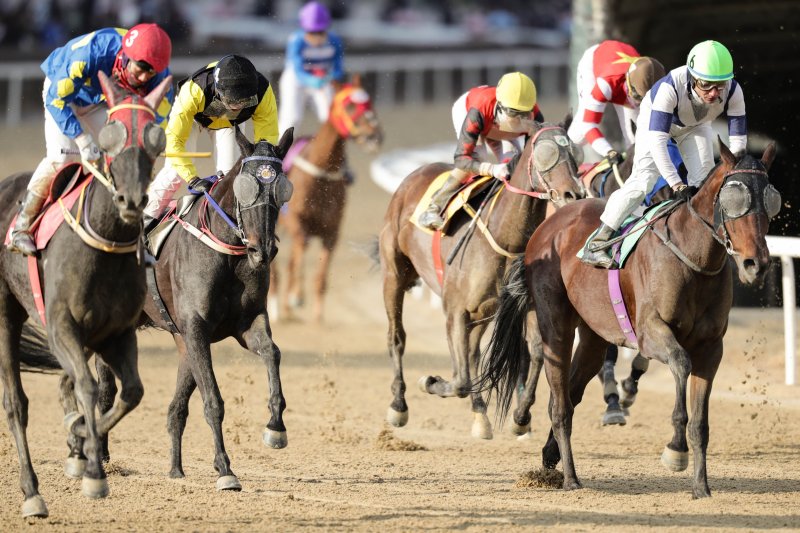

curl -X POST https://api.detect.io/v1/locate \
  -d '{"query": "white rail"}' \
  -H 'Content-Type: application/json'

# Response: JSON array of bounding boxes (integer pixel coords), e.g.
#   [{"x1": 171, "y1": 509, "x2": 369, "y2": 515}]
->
[
  {"x1": 766, "y1": 235, "x2": 799, "y2": 385},
  {"x1": 0, "y1": 48, "x2": 569, "y2": 125}
]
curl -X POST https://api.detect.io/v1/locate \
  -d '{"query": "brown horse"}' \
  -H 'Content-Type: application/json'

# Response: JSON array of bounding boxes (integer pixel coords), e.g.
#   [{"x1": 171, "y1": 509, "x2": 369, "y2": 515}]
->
[
  {"x1": 376, "y1": 117, "x2": 586, "y2": 439},
  {"x1": 481, "y1": 140, "x2": 779, "y2": 497},
  {"x1": 270, "y1": 77, "x2": 382, "y2": 322}
]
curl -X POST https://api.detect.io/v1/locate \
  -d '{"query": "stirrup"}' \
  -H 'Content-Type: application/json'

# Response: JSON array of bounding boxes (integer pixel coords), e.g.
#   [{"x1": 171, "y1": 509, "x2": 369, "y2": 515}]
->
[
  {"x1": 580, "y1": 244, "x2": 614, "y2": 269},
  {"x1": 8, "y1": 232, "x2": 36, "y2": 256},
  {"x1": 418, "y1": 210, "x2": 444, "y2": 231}
]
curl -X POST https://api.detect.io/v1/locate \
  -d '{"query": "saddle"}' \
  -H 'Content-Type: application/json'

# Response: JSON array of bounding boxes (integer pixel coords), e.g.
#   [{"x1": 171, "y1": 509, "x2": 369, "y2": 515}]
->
[
  {"x1": 4, "y1": 163, "x2": 90, "y2": 251},
  {"x1": 410, "y1": 171, "x2": 494, "y2": 235},
  {"x1": 145, "y1": 193, "x2": 204, "y2": 259}
]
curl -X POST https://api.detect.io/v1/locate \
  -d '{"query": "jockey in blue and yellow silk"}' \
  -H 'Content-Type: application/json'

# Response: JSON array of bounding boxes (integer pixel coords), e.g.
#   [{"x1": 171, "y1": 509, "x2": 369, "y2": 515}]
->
[{"x1": 8, "y1": 24, "x2": 174, "y2": 256}]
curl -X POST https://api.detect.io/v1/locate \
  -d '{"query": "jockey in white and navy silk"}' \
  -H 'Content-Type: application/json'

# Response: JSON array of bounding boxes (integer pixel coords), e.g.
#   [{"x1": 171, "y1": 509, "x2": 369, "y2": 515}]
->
[
  {"x1": 8, "y1": 24, "x2": 173, "y2": 256},
  {"x1": 278, "y1": 1, "x2": 345, "y2": 134},
  {"x1": 581, "y1": 40, "x2": 747, "y2": 269},
  {"x1": 568, "y1": 40, "x2": 665, "y2": 164}
]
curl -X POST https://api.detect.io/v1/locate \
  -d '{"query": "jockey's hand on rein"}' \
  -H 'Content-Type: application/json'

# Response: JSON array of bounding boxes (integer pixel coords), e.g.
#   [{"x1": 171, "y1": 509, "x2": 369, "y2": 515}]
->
[
  {"x1": 479, "y1": 162, "x2": 510, "y2": 179},
  {"x1": 672, "y1": 184, "x2": 698, "y2": 202},
  {"x1": 75, "y1": 132, "x2": 101, "y2": 163},
  {"x1": 605, "y1": 150, "x2": 623, "y2": 167},
  {"x1": 188, "y1": 176, "x2": 212, "y2": 193}
]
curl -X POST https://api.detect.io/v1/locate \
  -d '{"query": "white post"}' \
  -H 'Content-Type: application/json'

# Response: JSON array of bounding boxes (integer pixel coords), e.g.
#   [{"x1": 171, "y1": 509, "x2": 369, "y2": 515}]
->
[{"x1": 781, "y1": 256, "x2": 796, "y2": 385}]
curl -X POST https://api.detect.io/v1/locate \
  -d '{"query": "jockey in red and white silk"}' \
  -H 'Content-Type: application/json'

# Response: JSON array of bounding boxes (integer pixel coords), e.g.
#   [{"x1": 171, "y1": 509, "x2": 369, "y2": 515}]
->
[{"x1": 568, "y1": 40, "x2": 642, "y2": 159}]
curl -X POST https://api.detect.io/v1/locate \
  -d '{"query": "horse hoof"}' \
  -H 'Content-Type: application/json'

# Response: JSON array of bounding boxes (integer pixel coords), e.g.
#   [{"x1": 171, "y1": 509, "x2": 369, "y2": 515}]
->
[
  {"x1": 471, "y1": 414, "x2": 493, "y2": 440},
  {"x1": 82, "y1": 476, "x2": 110, "y2": 499},
  {"x1": 563, "y1": 479, "x2": 583, "y2": 491},
  {"x1": 386, "y1": 407, "x2": 409, "y2": 427},
  {"x1": 620, "y1": 391, "x2": 637, "y2": 409},
  {"x1": 516, "y1": 431, "x2": 532, "y2": 441},
  {"x1": 216, "y1": 475, "x2": 242, "y2": 491},
  {"x1": 262, "y1": 428, "x2": 288, "y2": 449},
  {"x1": 64, "y1": 457, "x2": 87, "y2": 479},
  {"x1": 63, "y1": 411, "x2": 85, "y2": 434},
  {"x1": 660, "y1": 446, "x2": 689, "y2": 472},
  {"x1": 510, "y1": 421, "x2": 531, "y2": 436},
  {"x1": 21, "y1": 495, "x2": 48, "y2": 518},
  {"x1": 601, "y1": 408, "x2": 627, "y2": 426},
  {"x1": 417, "y1": 376, "x2": 433, "y2": 393}
]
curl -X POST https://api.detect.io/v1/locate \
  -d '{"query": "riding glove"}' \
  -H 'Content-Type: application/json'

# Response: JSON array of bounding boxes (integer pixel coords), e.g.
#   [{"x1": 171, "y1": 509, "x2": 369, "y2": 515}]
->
[
  {"x1": 605, "y1": 150, "x2": 623, "y2": 167},
  {"x1": 188, "y1": 176, "x2": 212, "y2": 193},
  {"x1": 479, "y1": 162, "x2": 509, "y2": 179},
  {"x1": 75, "y1": 132, "x2": 101, "y2": 162},
  {"x1": 672, "y1": 184, "x2": 698, "y2": 202}
]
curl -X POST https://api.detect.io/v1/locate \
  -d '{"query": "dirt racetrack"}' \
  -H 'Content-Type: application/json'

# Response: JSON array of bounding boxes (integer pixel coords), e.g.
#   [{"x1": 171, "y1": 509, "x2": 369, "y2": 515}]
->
[{"x1": 0, "y1": 101, "x2": 798, "y2": 532}]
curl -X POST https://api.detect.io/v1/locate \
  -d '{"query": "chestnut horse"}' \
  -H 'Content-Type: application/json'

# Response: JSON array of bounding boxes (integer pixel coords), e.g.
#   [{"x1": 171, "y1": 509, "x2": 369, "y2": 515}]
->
[
  {"x1": 270, "y1": 78, "x2": 382, "y2": 322},
  {"x1": 481, "y1": 141, "x2": 779, "y2": 497},
  {"x1": 377, "y1": 117, "x2": 586, "y2": 439}
]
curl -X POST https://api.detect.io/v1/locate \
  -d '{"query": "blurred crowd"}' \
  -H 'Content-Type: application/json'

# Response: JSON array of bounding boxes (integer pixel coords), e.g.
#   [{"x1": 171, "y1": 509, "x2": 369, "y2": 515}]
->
[{"x1": 0, "y1": 0, "x2": 571, "y2": 55}]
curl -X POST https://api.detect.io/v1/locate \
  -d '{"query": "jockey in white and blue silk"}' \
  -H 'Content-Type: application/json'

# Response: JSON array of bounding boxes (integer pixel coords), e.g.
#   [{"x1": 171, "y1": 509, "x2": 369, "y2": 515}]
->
[
  {"x1": 581, "y1": 40, "x2": 747, "y2": 269},
  {"x1": 278, "y1": 1, "x2": 345, "y2": 134}
]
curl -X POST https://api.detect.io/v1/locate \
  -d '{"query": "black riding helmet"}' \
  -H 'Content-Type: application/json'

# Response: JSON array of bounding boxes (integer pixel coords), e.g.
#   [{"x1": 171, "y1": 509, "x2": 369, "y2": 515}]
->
[{"x1": 213, "y1": 54, "x2": 259, "y2": 107}]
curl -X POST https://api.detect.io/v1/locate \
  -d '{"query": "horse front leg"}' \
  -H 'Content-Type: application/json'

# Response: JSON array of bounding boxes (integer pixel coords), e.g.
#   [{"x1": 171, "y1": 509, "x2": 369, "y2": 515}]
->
[
  {"x1": 59, "y1": 372, "x2": 87, "y2": 479},
  {"x1": 467, "y1": 319, "x2": 492, "y2": 440},
  {"x1": 239, "y1": 312, "x2": 287, "y2": 450},
  {"x1": 688, "y1": 341, "x2": 723, "y2": 499},
  {"x1": 179, "y1": 325, "x2": 239, "y2": 491},
  {"x1": 166, "y1": 346, "x2": 196, "y2": 479},
  {"x1": 96, "y1": 355, "x2": 117, "y2": 462},
  {"x1": 50, "y1": 317, "x2": 108, "y2": 499}
]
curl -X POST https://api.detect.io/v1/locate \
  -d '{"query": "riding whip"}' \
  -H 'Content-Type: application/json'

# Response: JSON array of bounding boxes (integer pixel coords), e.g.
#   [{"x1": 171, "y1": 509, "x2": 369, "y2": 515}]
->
[{"x1": 445, "y1": 178, "x2": 503, "y2": 265}]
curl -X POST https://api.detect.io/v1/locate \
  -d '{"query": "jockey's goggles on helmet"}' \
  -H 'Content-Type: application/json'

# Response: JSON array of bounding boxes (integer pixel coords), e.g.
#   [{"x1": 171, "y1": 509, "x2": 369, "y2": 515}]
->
[
  {"x1": 497, "y1": 104, "x2": 531, "y2": 119},
  {"x1": 219, "y1": 93, "x2": 259, "y2": 109},
  {"x1": 695, "y1": 78, "x2": 726, "y2": 92}
]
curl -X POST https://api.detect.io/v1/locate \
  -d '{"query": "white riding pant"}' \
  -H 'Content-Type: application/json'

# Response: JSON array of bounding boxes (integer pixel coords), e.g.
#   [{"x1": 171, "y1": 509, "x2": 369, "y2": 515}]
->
[
  {"x1": 30, "y1": 77, "x2": 107, "y2": 197},
  {"x1": 144, "y1": 124, "x2": 245, "y2": 220},
  {"x1": 600, "y1": 122, "x2": 715, "y2": 230},
  {"x1": 278, "y1": 68, "x2": 333, "y2": 134},
  {"x1": 451, "y1": 92, "x2": 524, "y2": 162}
]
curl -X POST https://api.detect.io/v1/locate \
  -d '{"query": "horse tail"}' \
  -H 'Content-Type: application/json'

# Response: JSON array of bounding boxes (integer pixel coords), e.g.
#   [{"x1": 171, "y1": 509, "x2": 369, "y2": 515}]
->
[
  {"x1": 477, "y1": 255, "x2": 531, "y2": 424},
  {"x1": 18, "y1": 322, "x2": 61, "y2": 372}
]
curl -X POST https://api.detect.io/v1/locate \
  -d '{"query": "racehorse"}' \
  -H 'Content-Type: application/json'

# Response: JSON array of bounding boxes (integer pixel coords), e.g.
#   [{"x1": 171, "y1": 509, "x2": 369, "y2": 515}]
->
[
  {"x1": 269, "y1": 76, "x2": 382, "y2": 322},
  {"x1": 376, "y1": 117, "x2": 586, "y2": 439},
  {"x1": 1, "y1": 71, "x2": 171, "y2": 516},
  {"x1": 480, "y1": 140, "x2": 779, "y2": 497},
  {"x1": 94, "y1": 126, "x2": 293, "y2": 492}
]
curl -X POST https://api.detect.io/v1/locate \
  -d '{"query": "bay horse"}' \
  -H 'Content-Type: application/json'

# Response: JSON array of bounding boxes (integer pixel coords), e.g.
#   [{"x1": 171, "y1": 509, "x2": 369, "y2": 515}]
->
[
  {"x1": 89, "y1": 126, "x2": 293, "y2": 492},
  {"x1": 0, "y1": 71, "x2": 171, "y2": 516},
  {"x1": 270, "y1": 77, "x2": 382, "y2": 322},
  {"x1": 481, "y1": 140, "x2": 779, "y2": 498},
  {"x1": 377, "y1": 117, "x2": 586, "y2": 439}
]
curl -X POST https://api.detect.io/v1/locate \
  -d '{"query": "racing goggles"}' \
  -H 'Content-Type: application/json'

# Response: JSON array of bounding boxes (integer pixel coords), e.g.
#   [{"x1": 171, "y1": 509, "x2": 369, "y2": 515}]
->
[
  {"x1": 220, "y1": 93, "x2": 259, "y2": 109},
  {"x1": 695, "y1": 79, "x2": 726, "y2": 92},
  {"x1": 498, "y1": 104, "x2": 532, "y2": 119}
]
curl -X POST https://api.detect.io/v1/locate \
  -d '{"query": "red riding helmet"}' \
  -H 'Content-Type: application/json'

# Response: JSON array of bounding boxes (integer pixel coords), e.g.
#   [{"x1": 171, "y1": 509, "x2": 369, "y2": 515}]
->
[{"x1": 121, "y1": 23, "x2": 172, "y2": 72}]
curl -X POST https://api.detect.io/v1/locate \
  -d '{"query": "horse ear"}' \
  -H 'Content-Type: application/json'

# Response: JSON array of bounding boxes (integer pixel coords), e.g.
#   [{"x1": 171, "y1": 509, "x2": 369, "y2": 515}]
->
[
  {"x1": 235, "y1": 125, "x2": 254, "y2": 156},
  {"x1": 760, "y1": 141, "x2": 777, "y2": 172},
  {"x1": 277, "y1": 127, "x2": 294, "y2": 159},
  {"x1": 561, "y1": 111, "x2": 573, "y2": 131},
  {"x1": 97, "y1": 70, "x2": 121, "y2": 108},
  {"x1": 144, "y1": 75, "x2": 173, "y2": 112},
  {"x1": 718, "y1": 135, "x2": 736, "y2": 167}
]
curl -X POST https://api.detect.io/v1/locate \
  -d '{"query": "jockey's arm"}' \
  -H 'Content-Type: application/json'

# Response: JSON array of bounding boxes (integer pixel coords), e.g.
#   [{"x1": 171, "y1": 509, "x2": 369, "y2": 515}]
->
[
  {"x1": 252, "y1": 85, "x2": 279, "y2": 144},
  {"x1": 725, "y1": 82, "x2": 747, "y2": 154},
  {"x1": 44, "y1": 53, "x2": 93, "y2": 139},
  {"x1": 645, "y1": 82, "x2": 682, "y2": 188},
  {"x1": 286, "y1": 33, "x2": 321, "y2": 88},
  {"x1": 568, "y1": 78, "x2": 614, "y2": 158},
  {"x1": 453, "y1": 108, "x2": 486, "y2": 175},
  {"x1": 164, "y1": 81, "x2": 204, "y2": 182}
]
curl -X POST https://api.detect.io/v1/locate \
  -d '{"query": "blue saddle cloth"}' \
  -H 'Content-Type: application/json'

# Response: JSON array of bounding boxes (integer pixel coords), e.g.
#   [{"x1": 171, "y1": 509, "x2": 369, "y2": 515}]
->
[{"x1": 644, "y1": 139, "x2": 686, "y2": 206}]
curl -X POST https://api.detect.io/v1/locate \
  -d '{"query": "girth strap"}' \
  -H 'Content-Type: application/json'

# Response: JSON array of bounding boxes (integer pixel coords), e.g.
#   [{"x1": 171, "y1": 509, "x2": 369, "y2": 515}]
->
[{"x1": 145, "y1": 267, "x2": 179, "y2": 334}]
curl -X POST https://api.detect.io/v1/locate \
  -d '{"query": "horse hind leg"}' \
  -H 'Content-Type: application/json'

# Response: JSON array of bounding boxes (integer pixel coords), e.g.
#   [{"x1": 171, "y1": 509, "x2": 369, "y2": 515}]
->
[
  {"x1": 620, "y1": 352, "x2": 649, "y2": 411},
  {"x1": 312, "y1": 242, "x2": 335, "y2": 323},
  {"x1": 510, "y1": 311, "x2": 545, "y2": 437},
  {"x1": 166, "y1": 350, "x2": 197, "y2": 479},
  {"x1": 0, "y1": 293, "x2": 48, "y2": 517}
]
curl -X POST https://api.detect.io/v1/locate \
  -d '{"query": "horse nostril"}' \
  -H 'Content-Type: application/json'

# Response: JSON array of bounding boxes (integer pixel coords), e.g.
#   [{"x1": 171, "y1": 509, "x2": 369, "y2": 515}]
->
[
  {"x1": 564, "y1": 191, "x2": 575, "y2": 201},
  {"x1": 115, "y1": 194, "x2": 125, "y2": 205},
  {"x1": 743, "y1": 258, "x2": 759, "y2": 274}
]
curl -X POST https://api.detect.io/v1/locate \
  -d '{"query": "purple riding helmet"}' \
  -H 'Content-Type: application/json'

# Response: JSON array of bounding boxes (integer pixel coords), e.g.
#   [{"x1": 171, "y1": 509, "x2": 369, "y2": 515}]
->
[{"x1": 300, "y1": 1, "x2": 331, "y2": 32}]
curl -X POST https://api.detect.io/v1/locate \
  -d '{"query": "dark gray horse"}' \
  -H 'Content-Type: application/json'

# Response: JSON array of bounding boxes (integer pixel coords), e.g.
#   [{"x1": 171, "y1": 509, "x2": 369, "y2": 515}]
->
[
  {"x1": 90, "y1": 126, "x2": 293, "y2": 492},
  {"x1": 3, "y1": 71, "x2": 170, "y2": 517}
]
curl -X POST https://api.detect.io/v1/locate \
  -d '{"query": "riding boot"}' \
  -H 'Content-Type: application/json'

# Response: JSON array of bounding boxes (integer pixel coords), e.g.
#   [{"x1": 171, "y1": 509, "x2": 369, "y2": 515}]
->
[
  {"x1": 580, "y1": 223, "x2": 616, "y2": 269},
  {"x1": 8, "y1": 191, "x2": 47, "y2": 256},
  {"x1": 417, "y1": 173, "x2": 463, "y2": 231}
]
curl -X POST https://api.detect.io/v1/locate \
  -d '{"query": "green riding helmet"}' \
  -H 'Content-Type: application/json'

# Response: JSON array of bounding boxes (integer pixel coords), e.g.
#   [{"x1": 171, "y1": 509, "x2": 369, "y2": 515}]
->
[{"x1": 686, "y1": 40, "x2": 734, "y2": 81}]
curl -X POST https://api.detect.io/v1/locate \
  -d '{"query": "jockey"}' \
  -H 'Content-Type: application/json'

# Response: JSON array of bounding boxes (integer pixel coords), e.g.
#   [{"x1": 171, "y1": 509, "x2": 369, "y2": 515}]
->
[
  {"x1": 8, "y1": 24, "x2": 173, "y2": 256},
  {"x1": 581, "y1": 40, "x2": 747, "y2": 268},
  {"x1": 143, "y1": 54, "x2": 278, "y2": 224},
  {"x1": 418, "y1": 72, "x2": 544, "y2": 231},
  {"x1": 568, "y1": 40, "x2": 666, "y2": 165},
  {"x1": 278, "y1": 1, "x2": 345, "y2": 134}
]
